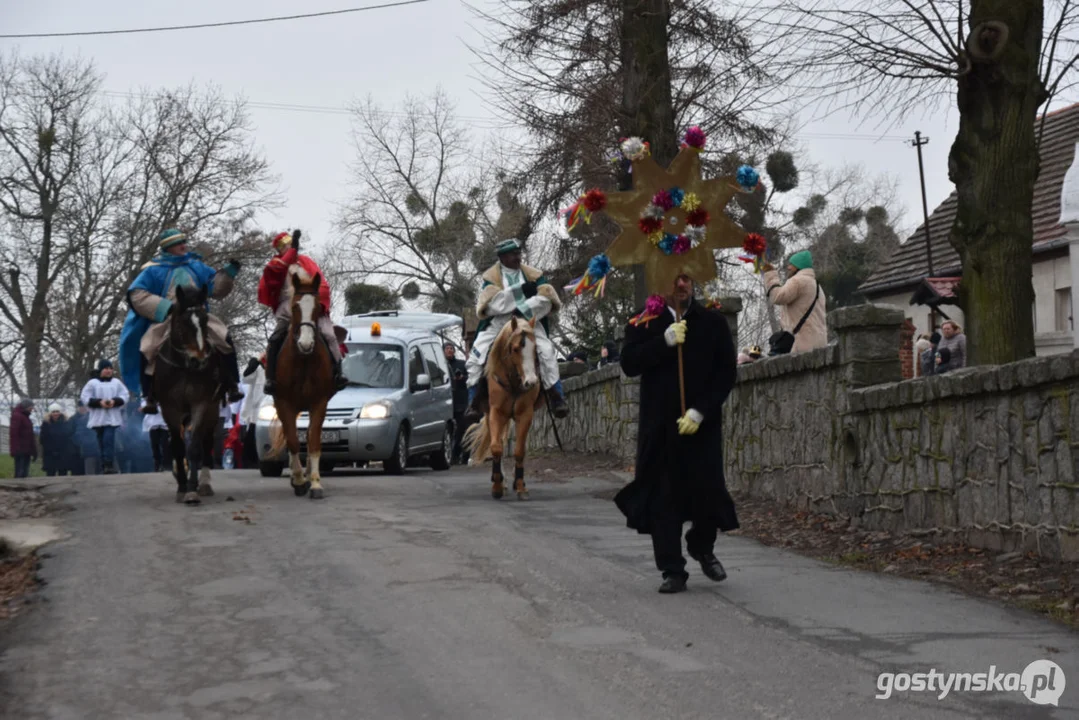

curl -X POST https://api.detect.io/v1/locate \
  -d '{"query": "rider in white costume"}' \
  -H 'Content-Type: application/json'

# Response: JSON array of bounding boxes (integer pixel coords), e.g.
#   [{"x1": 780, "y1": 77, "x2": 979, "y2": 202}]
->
[{"x1": 464, "y1": 238, "x2": 570, "y2": 421}]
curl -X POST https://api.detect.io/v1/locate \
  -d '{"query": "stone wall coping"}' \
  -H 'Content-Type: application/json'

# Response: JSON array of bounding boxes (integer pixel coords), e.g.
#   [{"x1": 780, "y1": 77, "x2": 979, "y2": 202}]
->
[
  {"x1": 849, "y1": 351, "x2": 1079, "y2": 413},
  {"x1": 562, "y1": 362, "x2": 624, "y2": 392},
  {"x1": 828, "y1": 304, "x2": 906, "y2": 331},
  {"x1": 736, "y1": 345, "x2": 838, "y2": 383}
]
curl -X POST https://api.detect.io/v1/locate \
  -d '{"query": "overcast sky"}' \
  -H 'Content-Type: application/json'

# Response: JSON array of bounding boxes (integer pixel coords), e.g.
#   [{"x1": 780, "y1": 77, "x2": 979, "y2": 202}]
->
[{"x1": 2, "y1": 0, "x2": 1055, "y2": 259}]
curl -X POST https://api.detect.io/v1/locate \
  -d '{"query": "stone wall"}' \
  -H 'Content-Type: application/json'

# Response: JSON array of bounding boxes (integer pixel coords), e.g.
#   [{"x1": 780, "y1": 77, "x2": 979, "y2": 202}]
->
[{"x1": 534, "y1": 303, "x2": 1079, "y2": 561}]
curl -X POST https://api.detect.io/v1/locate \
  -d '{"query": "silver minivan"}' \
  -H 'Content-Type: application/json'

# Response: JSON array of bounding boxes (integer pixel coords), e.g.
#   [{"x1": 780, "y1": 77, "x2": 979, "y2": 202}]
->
[{"x1": 255, "y1": 311, "x2": 462, "y2": 476}]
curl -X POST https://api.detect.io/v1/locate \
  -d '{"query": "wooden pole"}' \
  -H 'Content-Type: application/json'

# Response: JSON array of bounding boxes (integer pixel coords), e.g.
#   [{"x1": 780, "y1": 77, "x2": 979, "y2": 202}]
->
[{"x1": 676, "y1": 307, "x2": 686, "y2": 416}]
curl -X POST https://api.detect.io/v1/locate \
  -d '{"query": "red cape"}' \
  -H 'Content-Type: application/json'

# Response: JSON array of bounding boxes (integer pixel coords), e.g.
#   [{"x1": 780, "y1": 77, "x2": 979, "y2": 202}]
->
[{"x1": 258, "y1": 249, "x2": 332, "y2": 314}]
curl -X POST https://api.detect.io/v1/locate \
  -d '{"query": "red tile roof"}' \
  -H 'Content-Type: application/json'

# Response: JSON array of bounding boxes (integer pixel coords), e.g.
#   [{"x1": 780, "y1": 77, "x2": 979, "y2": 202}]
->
[{"x1": 861, "y1": 102, "x2": 1079, "y2": 296}]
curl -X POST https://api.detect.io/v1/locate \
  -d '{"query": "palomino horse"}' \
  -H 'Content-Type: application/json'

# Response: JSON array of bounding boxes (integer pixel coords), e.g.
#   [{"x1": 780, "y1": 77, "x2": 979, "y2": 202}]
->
[
  {"x1": 268, "y1": 271, "x2": 336, "y2": 499},
  {"x1": 464, "y1": 316, "x2": 543, "y2": 500},
  {"x1": 154, "y1": 284, "x2": 227, "y2": 504}
]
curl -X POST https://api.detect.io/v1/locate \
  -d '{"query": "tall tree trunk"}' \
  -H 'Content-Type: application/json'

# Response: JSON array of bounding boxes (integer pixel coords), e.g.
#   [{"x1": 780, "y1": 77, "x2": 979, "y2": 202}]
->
[
  {"x1": 621, "y1": 0, "x2": 677, "y2": 305},
  {"x1": 949, "y1": 0, "x2": 1046, "y2": 365}
]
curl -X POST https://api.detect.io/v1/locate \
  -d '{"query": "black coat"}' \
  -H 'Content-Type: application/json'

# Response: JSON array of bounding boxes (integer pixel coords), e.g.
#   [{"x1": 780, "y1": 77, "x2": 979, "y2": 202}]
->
[
  {"x1": 448, "y1": 357, "x2": 468, "y2": 413},
  {"x1": 39, "y1": 417, "x2": 74, "y2": 473},
  {"x1": 614, "y1": 298, "x2": 739, "y2": 534}
]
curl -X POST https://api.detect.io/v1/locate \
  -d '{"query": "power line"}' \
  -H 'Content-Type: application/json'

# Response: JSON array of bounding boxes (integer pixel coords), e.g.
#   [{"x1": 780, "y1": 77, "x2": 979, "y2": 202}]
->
[{"x1": 0, "y1": 1, "x2": 431, "y2": 39}]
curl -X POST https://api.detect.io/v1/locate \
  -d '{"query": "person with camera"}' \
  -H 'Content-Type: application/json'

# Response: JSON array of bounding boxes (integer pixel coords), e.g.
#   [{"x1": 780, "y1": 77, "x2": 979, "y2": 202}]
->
[
  {"x1": 762, "y1": 250, "x2": 827, "y2": 355},
  {"x1": 444, "y1": 342, "x2": 470, "y2": 464}
]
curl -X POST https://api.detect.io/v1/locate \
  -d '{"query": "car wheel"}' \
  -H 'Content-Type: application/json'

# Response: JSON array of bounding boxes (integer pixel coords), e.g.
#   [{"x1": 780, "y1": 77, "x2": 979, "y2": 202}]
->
[
  {"x1": 430, "y1": 425, "x2": 453, "y2": 471},
  {"x1": 259, "y1": 461, "x2": 284, "y2": 477},
  {"x1": 383, "y1": 425, "x2": 409, "y2": 475}
]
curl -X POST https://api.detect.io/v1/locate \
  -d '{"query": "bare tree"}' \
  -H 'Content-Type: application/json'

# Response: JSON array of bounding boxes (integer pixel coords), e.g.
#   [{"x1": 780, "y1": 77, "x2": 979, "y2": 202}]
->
[
  {"x1": 0, "y1": 53, "x2": 279, "y2": 398},
  {"x1": 749, "y1": 0, "x2": 1079, "y2": 364},
  {"x1": 336, "y1": 90, "x2": 520, "y2": 327}
]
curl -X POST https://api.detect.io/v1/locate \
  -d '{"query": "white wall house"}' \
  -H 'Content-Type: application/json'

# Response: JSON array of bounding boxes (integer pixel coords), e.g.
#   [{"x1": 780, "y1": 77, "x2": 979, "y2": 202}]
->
[{"x1": 860, "y1": 103, "x2": 1079, "y2": 358}]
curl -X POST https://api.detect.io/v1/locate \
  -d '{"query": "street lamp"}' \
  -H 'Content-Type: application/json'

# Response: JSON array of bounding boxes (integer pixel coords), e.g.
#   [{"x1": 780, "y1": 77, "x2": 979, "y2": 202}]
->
[{"x1": 1062, "y1": 142, "x2": 1079, "y2": 348}]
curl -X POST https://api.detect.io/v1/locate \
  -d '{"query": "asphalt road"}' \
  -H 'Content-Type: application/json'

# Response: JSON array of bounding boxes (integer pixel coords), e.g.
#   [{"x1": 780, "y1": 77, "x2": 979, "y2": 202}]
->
[{"x1": 1, "y1": 466, "x2": 1076, "y2": 720}]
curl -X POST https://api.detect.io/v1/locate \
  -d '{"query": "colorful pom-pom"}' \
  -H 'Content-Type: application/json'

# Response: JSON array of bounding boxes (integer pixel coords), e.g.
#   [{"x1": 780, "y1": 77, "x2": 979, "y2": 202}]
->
[
  {"x1": 682, "y1": 126, "x2": 706, "y2": 150},
  {"x1": 564, "y1": 253, "x2": 613, "y2": 298},
  {"x1": 630, "y1": 294, "x2": 668, "y2": 327},
  {"x1": 681, "y1": 193, "x2": 701, "y2": 212},
  {"x1": 685, "y1": 225, "x2": 707, "y2": 245},
  {"x1": 686, "y1": 208, "x2": 710, "y2": 227},
  {"x1": 652, "y1": 190, "x2": 674, "y2": 211},
  {"x1": 668, "y1": 187, "x2": 685, "y2": 207},
  {"x1": 643, "y1": 204, "x2": 665, "y2": 220},
  {"x1": 737, "y1": 165, "x2": 760, "y2": 191},
  {"x1": 638, "y1": 216, "x2": 662, "y2": 234},
  {"x1": 658, "y1": 234, "x2": 676, "y2": 254},
  {"x1": 672, "y1": 235, "x2": 691, "y2": 255},
  {"x1": 648, "y1": 230, "x2": 664, "y2": 246},
  {"x1": 582, "y1": 188, "x2": 607, "y2": 212},
  {"x1": 586, "y1": 253, "x2": 611, "y2": 279},
  {"x1": 743, "y1": 232, "x2": 768, "y2": 256}
]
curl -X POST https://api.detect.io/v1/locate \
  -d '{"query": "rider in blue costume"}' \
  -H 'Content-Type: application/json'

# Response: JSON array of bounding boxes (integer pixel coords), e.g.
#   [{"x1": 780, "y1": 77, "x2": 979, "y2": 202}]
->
[{"x1": 119, "y1": 228, "x2": 245, "y2": 413}]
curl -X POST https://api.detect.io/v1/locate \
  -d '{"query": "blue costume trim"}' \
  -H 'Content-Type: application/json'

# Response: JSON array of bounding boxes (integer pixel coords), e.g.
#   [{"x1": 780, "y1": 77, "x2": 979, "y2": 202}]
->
[{"x1": 118, "y1": 252, "x2": 218, "y2": 395}]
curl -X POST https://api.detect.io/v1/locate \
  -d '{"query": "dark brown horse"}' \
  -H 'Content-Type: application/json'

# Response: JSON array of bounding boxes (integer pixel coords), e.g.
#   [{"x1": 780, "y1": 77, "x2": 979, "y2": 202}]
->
[
  {"x1": 268, "y1": 271, "x2": 336, "y2": 499},
  {"x1": 464, "y1": 316, "x2": 543, "y2": 500},
  {"x1": 154, "y1": 284, "x2": 226, "y2": 504}
]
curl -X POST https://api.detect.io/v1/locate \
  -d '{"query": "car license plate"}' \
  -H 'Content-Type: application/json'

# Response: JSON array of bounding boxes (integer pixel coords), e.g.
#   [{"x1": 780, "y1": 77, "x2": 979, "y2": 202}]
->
[{"x1": 298, "y1": 430, "x2": 339, "y2": 444}]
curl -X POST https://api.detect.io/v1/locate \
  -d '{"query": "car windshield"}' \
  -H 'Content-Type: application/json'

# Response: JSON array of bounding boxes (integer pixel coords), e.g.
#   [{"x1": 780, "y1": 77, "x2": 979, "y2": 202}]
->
[{"x1": 342, "y1": 344, "x2": 404, "y2": 389}]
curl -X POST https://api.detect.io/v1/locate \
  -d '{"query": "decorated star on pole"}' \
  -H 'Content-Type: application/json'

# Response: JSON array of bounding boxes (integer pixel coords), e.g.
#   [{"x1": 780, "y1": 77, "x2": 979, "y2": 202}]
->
[{"x1": 597, "y1": 131, "x2": 755, "y2": 295}]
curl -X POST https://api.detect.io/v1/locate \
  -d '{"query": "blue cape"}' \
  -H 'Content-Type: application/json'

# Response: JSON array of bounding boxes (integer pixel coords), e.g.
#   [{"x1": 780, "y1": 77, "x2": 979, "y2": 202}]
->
[{"x1": 119, "y1": 252, "x2": 219, "y2": 395}]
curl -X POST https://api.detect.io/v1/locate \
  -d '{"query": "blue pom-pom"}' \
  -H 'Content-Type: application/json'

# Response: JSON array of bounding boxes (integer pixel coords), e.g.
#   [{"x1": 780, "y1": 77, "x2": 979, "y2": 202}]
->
[
  {"x1": 668, "y1": 187, "x2": 685, "y2": 207},
  {"x1": 737, "y1": 165, "x2": 759, "y2": 190},
  {"x1": 587, "y1": 253, "x2": 611, "y2": 279},
  {"x1": 658, "y1": 234, "x2": 676, "y2": 255}
]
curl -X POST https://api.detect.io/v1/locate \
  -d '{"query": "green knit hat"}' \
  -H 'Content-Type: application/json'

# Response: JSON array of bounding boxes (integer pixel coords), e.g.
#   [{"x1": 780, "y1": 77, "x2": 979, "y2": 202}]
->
[
  {"x1": 158, "y1": 228, "x2": 187, "y2": 251},
  {"x1": 788, "y1": 250, "x2": 813, "y2": 270}
]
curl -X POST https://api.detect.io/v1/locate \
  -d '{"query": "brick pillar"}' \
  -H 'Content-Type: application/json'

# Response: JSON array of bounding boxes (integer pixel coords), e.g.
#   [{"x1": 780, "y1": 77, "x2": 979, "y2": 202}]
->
[{"x1": 899, "y1": 318, "x2": 915, "y2": 380}]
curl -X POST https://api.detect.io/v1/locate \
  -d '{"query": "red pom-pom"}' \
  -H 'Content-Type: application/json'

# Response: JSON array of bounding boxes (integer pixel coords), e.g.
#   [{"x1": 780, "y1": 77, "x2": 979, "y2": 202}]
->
[
  {"x1": 652, "y1": 190, "x2": 674, "y2": 211},
  {"x1": 683, "y1": 126, "x2": 706, "y2": 149},
  {"x1": 672, "y1": 235, "x2": 691, "y2": 255},
  {"x1": 638, "y1": 216, "x2": 662, "y2": 234},
  {"x1": 743, "y1": 233, "x2": 767, "y2": 256},
  {"x1": 686, "y1": 209, "x2": 710, "y2": 226},
  {"x1": 583, "y1": 188, "x2": 607, "y2": 212}
]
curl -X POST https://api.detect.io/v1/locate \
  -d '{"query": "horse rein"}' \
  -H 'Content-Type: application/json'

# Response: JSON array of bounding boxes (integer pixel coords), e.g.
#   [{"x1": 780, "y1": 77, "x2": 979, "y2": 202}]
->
[{"x1": 157, "y1": 311, "x2": 212, "y2": 371}]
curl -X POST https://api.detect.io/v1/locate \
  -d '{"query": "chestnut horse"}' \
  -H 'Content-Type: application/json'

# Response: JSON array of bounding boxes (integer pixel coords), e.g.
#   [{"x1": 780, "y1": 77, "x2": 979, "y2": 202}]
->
[
  {"x1": 464, "y1": 316, "x2": 543, "y2": 500},
  {"x1": 268, "y1": 271, "x2": 336, "y2": 499}
]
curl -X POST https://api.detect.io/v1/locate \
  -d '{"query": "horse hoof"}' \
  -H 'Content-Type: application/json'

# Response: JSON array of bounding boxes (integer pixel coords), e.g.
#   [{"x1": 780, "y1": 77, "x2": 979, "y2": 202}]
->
[
  {"x1": 197, "y1": 483, "x2": 214, "y2": 497},
  {"x1": 294, "y1": 482, "x2": 311, "y2": 497},
  {"x1": 491, "y1": 482, "x2": 504, "y2": 500},
  {"x1": 183, "y1": 492, "x2": 201, "y2": 505},
  {"x1": 517, "y1": 490, "x2": 529, "y2": 501},
  {"x1": 309, "y1": 487, "x2": 324, "y2": 500}
]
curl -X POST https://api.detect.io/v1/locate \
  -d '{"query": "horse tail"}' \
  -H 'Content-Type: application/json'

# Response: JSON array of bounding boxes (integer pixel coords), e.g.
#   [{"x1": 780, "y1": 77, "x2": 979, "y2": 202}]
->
[
  {"x1": 268, "y1": 414, "x2": 288, "y2": 458},
  {"x1": 464, "y1": 415, "x2": 492, "y2": 462}
]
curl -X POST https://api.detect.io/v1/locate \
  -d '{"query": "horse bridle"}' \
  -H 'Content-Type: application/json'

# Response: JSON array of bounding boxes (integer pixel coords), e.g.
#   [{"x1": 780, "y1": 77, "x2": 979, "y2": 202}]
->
[
  {"x1": 494, "y1": 327, "x2": 536, "y2": 397},
  {"x1": 291, "y1": 288, "x2": 321, "y2": 342},
  {"x1": 157, "y1": 309, "x2": 212, "y2": 371}
]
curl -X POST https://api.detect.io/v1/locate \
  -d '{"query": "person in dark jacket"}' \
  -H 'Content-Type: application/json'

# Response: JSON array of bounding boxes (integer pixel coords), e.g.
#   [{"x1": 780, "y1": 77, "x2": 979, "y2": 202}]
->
[
  {"x1": 9, "y1": 398, "x2": 36, "y2": 478},
  {"x1": 615, "y1": 273, "x2": 739, "y2": 594},
  {"x1": 597, "y1": 340, "x2": 620, "y2": 368},
  {"x1": 444, "y1": 342, "x2": 470, "y2": 464},
  {"x1": 39, "y1": 403, "x2": 75, "y2": 476}
]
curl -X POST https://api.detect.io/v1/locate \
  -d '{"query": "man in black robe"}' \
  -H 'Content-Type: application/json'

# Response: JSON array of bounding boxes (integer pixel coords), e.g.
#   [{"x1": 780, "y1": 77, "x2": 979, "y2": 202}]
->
[{"x1": 615, "y1": 273, "x2": 739, "y2": 593}]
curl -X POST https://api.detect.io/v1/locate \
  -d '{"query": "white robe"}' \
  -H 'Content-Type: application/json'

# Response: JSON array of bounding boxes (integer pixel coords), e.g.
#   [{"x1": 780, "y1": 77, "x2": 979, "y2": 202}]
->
[
  {"x1": 466, "y1": 264, "x2": 560, "y2": 389},
  {"x1": 79, "y1": 378, "x2": 131, "y2": 429}
]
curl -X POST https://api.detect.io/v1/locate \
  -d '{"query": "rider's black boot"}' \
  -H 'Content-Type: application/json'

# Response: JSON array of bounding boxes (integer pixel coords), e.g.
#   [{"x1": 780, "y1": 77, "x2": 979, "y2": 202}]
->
[
  {"x1": 220, "y1": 340, "x2": 245, "y2": 404},
  {"x1": 463, "y1": 380, "x2": 488, "y2": 423},
  {"x1": 140, "y1": 355, "x2": 158, "y2": 414},
  {"x1": 262, "y1": 330, "x2": 286, "y2": 396}
]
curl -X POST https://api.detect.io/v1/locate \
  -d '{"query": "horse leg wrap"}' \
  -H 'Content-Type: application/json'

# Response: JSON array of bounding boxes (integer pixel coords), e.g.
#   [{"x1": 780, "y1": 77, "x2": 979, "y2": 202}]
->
[{"x1": 514, "y1": 463, "x2": 526, "y2": 493}]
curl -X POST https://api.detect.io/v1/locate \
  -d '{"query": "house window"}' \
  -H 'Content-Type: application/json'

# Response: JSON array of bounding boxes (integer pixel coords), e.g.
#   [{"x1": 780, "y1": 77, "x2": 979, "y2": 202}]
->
[{"x1": 1056, "y1": 288, "x2": 1073, "y2": 332}]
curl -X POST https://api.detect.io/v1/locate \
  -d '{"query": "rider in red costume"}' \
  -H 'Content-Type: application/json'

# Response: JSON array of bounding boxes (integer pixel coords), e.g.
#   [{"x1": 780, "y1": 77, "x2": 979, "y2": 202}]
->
[{"x1": 258, "y1": 230, "x2": 347, "y2": 394}]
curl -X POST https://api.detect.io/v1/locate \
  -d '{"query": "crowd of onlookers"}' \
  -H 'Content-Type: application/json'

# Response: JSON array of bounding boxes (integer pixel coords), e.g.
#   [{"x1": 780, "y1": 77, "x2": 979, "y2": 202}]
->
[{"x1": 914, "y1": 320, "x2": 967, "y2": 376}]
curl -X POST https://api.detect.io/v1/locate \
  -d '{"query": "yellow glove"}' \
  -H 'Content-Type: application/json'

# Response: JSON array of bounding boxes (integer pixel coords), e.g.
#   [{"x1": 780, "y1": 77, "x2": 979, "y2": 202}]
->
[
  {"x1": 664, "y1": 320, "x2": 687, "y2": 347},
  {"x1": 677, "y1": 409, "x2": 704, "y2": 435}
]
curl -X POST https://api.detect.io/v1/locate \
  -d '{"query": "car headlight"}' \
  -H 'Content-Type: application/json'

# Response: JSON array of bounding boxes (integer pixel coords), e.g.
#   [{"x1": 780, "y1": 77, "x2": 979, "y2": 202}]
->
[
  {"x1": 258, "y1": 404, "x2": 278, "y2": 421},
  {"x1": 359, "y1": 401, "x2": 392, "y2": 419}
]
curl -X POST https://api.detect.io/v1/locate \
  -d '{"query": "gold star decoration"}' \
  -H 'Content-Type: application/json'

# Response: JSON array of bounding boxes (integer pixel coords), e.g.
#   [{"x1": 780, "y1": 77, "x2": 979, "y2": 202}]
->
[{"x1": 602, "y1": 145, "x2": 748, "y2": 295}]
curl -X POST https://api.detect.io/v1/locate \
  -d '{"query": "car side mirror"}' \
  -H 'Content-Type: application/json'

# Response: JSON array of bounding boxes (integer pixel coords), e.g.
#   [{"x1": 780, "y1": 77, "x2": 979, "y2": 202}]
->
[{"x1": 413, "y1": 374, "x2": 431, "y2": 392}]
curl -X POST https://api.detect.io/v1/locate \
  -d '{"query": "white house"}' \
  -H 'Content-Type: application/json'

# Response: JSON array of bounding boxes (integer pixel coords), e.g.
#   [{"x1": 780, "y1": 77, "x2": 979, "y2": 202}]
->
[{"x1": 860, "y1": 102, "x2": 1079, "y2": 356}]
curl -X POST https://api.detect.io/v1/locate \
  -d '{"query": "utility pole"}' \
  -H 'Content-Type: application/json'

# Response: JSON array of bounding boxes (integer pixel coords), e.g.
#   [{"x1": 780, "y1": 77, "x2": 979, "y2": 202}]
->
[{"x1": 911, "y1": 131, "x2": 934, "y2": 277}]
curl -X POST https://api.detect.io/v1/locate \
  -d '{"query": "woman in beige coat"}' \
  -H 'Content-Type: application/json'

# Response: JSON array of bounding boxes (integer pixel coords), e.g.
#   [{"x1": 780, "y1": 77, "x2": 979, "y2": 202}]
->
[{"x1": 762, "y1": 250, "x2": 828, "y2": 353}]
